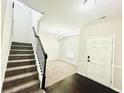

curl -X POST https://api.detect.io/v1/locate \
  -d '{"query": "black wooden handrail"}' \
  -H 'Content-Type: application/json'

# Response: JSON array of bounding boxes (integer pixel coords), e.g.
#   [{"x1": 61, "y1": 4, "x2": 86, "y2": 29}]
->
[
  {"x1": 32, "y1": 26, "x2": 47, "y2": 89},
  {"x1": 32, "y1": 27, "x2": 45, "y2": 54}
]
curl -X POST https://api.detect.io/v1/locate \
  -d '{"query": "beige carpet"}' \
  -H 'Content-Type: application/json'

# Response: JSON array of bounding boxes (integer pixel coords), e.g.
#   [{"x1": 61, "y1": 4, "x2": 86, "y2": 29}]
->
[{"x1": 45, "y1": 60, "x2": 77, "y2": 87}]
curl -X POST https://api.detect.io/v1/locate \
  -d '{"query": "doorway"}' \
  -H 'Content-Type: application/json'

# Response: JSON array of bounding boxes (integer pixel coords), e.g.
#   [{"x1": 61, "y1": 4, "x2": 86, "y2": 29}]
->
[{"x1": 86, "y1": 38, "x2": 113, "y2": 87}]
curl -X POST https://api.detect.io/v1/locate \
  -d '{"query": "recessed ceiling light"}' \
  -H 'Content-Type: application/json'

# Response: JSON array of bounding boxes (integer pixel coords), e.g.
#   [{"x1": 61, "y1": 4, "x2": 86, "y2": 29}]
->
[
  {"x1": 98, "y1": 16, "x2": 106, "y2": 20},
  {"x1": 82, "y1": 0, "x2": 96, "y2": 11},
  {"x1": 84, "y1": 0, "x2": 88, "y2": 4},
  {"x1": 84, "y1": 0, "x2": 96, "y2": 5}
]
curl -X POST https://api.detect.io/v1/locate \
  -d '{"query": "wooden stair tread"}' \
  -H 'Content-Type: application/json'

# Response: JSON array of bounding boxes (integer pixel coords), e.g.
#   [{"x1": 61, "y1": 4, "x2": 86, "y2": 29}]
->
[
  {"x1": 2, "y1": 80, "x2": 39, "y2": 93},
  {"x1": 11, "y1": 45, "x2": 33, "y2": 50},
  {"x1": 6, "y1": 65, "x2": 36, "y2": 71},
  {"x1": 4, "y1": 71, "x2": 38, "y2": 82},
  {"x1": 10, "y1": 49, "x2": 33, "y2": 51},
  {"x1": 12, "y1": 42, "x2": 32, "y2": 46},
  {"x1": 11, "y1": 45, "x2": 32, "y2": 47},
  {"x1": 10, "y1": 49, "x2": 34, "y2": 54},
  {"x1": 8, "y1": 59, "x2": 35, "y2": 63},
  {"x1": 9, "y1": 54, "x2": 34, "y2": 56}
]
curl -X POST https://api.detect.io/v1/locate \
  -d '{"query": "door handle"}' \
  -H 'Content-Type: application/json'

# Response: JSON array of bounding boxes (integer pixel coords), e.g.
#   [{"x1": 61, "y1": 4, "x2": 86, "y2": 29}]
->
[
  {"x1": 88, "y1": 56, "x2": 91, "y2": 62},
  {"x1": 88, "y1": 59, "x2": 91, "y2": 62},
  {"x1": 88, "y1": 56, "x2": 90, "y2": 59}
]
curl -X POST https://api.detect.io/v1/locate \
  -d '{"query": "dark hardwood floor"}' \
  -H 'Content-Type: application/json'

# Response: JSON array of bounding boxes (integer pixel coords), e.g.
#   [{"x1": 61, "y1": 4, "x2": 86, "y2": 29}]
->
[{"x1": 45, "y1": 73, "x2": 119, "y2": 93}]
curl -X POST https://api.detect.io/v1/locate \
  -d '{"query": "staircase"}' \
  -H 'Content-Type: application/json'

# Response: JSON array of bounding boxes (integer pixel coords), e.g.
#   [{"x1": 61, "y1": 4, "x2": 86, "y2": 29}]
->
[{"x1": 2, "y1": 42, "x2": 40, "y2": 93}]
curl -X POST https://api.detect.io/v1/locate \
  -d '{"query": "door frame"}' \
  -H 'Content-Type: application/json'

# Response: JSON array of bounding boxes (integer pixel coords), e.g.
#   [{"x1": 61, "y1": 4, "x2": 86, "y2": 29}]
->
[{"x1": 85, "y1": 35, "x2": 115, "y2": 88}]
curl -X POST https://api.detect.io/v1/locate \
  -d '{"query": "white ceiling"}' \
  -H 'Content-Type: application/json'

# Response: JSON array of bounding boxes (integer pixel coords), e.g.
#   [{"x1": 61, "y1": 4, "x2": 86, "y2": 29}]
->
[{"x1": 18, "y1": 0, "x2": 122, "y2": 36}]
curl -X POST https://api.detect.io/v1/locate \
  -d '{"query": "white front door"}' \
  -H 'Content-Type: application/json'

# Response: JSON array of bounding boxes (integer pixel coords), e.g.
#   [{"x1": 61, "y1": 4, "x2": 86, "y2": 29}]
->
[{"x1": 86, "y1": 38, "x2": 113, "y2": 87}]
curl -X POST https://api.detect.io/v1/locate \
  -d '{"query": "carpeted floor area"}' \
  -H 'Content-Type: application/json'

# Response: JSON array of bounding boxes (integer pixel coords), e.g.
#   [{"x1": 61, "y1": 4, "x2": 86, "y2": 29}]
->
[
  {"x1": 45, "y1": 73, "x2": 119, "y2": 93},
  {"x1": 45, "y1": 60, "x2": 77, "y2": 87}
]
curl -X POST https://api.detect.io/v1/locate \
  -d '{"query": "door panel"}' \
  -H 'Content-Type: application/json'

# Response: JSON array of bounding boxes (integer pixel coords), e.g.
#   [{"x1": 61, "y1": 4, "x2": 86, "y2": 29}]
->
[{"x1": 87, "y1": 38, "x2": 112, "y2": 87}]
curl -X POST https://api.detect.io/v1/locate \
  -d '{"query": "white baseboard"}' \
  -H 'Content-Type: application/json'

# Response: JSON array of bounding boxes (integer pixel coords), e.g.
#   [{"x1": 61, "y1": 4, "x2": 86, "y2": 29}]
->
[
  {"x1": 59, "y1": 59, "x2": 78, "y2": 66},
  {"x1": 77, "y1": 71, "x2": 86, "y2": 77},
  {"x1": 112, "y1": 87, "x2": 122, "y2": 93},
  {"x1": 47, "y1": 59, "x2": 78, "y2": 66},
  {"x1": 47, "y1": 59, "x2": 60, "y2": 62}
]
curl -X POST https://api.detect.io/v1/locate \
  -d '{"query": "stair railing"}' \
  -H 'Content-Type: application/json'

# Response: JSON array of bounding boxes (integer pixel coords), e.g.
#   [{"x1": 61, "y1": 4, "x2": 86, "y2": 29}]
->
[{"x1": 32, "y1": 26, "x2": 48, "y2": 89}]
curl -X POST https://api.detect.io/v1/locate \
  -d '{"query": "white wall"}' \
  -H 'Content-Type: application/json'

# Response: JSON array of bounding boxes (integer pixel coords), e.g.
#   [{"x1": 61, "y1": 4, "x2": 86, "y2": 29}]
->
[
  {"x1": 12, "y1": 2, "x2": 33, "y2": 43},
  {"x1": 77, "y1": 19, "x2": 122, "y2": 91},
  {"x1": 1, "y1": 0, "x2": 7, "y2": 41},
  {"x1": 39, "y1": 32, "x2": 60, "y2": 61},
  {"x1": 32, "y1": 10, "x2": 43, "y2": 33},
  {"x1": 59, "y1": 35, "x2": 79, "y2": 65},
  {"x1": 1, "y1": 0, "x2": 13, "y2": 87}
]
